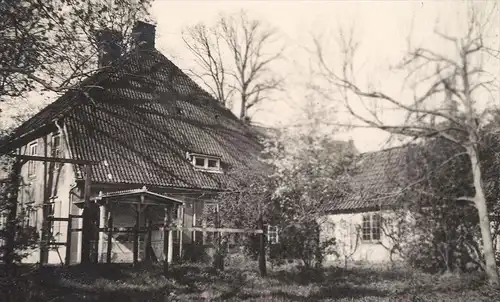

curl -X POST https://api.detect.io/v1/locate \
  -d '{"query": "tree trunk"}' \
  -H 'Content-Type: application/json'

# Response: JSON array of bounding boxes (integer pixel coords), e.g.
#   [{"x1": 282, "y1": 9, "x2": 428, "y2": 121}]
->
[
  {"x1": 469, "y1": 147, "x2": 499, "y2": 286},
  {"x1": 258, "y1": 215, "x2": 267, "y2": 276},
  {"x1": 239, "y1": 96, "x2": 246, "y2": 120}
]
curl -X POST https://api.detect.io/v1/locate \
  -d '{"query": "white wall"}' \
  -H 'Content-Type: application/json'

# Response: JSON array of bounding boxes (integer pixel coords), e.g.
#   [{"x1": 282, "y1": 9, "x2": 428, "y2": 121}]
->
[
  {"x1": 16, "y1": 128, "x2": 78, "y2": 265},
  {"x1": 319, "y1": 210, "x2": 401, "y2": 264}
]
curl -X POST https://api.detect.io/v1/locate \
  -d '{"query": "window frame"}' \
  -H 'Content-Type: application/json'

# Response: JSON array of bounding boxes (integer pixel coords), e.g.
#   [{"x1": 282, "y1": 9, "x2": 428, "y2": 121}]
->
[
  {"x1": 0, "y1": 211, "x2": 7, "y2": 230},
  {"x1": 27, "y1": 141, "x2": 38, "y2": 178},
  {"x1": 267, "y1": 224, "x2": 279, "y2": 245},
  {"x1": 361, "y1": 212, "x2": 381, "y2": 243},
  {"x1": 51, "y1": 132, "x2": 62, "y2": 171},
  {"x1": 190, "y1": 154, "x2": 222, "y2": 173},
  {"x1": 21, "y1": 202, "x2": 37, "y2": 228}
]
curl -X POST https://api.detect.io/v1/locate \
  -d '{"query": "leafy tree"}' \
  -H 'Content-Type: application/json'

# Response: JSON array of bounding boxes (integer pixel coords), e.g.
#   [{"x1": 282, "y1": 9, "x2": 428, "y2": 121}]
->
[
  {"x1": 375, "y1": 133, "x2": 500, "y2": 273},
  {"x1": 312, "y1": 2, "x2": 500, "y2": 285},
  {"x1": 0, "y1": 0, "x2": 152, "y2": 101},
  {"x1": 214, "y1": 106, "x2": 356, "y2": 267},
  {"x1": 0, "y1": 0, "x2": 152, "y2": 277}
]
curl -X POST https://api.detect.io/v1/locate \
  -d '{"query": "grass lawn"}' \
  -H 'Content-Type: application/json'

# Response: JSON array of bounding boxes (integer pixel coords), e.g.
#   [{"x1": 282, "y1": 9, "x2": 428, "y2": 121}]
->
[{"x1": 1, "y1": 262, "x2": 499, "y2": 301}]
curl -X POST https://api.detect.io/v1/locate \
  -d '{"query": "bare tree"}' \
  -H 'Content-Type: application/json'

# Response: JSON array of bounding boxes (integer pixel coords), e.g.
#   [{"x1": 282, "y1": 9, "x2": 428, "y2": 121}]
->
[
  {"x1": 182, "y1": 24, "x2": 234, "y2": 108},
  {"x1": 183, "y1": 10, "x2": 284, "y2": 120},
  {"x1": 313, "y1": 3, "x2": 500, "y2": 285},
  {"x1": 336, "y1": 218, "x2": 361, "y2": 268}
]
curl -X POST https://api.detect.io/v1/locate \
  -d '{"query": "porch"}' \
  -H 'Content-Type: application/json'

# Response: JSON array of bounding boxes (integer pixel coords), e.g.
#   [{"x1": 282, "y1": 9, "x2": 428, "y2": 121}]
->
[{"x1": 83, "y1": 187, "x2": 185, "y2": 265}]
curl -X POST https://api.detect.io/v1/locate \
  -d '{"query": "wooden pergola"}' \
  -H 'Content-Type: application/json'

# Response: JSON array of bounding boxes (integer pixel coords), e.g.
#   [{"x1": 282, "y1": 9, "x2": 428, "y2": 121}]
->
[{"x1": 86, "y1": 186, "x2": 184, "y2": 267}]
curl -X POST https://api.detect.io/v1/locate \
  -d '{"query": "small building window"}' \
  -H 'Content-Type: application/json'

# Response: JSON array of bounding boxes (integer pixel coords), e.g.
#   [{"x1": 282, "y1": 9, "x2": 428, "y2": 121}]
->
[
  {"x1": 28, "y1": 141, "x2": 38, "y2": 177},
  {"x1": 362, "y1": 212, "x2": 381, "y2": 242},
  {"x1": 194, "y1": 157, "x2": 205, "y2": 168},
  {"x1": 189, "y1": 153, "x2": 222, "y2": 172},
  {"x1": 267, "y1": 225, "x2": 279, "y2": 244},
  {"x1": 207, "y1": 159, "x2": 219, "y2": 169},
  {"x1": 51, "y1": 132, "x2": 62, "y2": 171},
  {"x1": 0, "y1": 212, "x2": 7, "y2": 230}
]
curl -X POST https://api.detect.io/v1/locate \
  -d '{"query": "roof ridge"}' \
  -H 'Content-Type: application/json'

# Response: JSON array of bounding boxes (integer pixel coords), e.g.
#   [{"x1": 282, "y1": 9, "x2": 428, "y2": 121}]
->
[
  {"x1": 359, "y1": 142, "x2": 418, "y2": 156},
  {"x1": 153, "y1": 49, "x2": 236, "y2": 115}
]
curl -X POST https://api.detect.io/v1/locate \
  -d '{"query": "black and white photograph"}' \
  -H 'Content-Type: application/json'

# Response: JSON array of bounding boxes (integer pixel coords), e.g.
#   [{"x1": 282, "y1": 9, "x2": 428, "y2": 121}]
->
[{"x1": 0, "y1": 0, "x2": 499, "y2": 301}]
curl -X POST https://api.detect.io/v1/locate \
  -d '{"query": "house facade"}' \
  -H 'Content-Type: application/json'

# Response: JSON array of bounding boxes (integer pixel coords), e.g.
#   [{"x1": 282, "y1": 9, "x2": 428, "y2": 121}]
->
[
  {"x1": 319, "y1": 146, "x2": 411, "y2": 264},
  {"x1": 0, "y1": 21, "x2": 263, "y2": 265},
  {"x1": 319, "y1": 142, "x2": 500, "y2": 265}
]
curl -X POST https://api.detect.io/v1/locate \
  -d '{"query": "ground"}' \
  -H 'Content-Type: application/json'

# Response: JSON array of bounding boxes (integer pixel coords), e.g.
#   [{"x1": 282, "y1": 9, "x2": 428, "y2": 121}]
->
[{"x1": 1, "y1": 262, "x2": 499, "y2": 302}]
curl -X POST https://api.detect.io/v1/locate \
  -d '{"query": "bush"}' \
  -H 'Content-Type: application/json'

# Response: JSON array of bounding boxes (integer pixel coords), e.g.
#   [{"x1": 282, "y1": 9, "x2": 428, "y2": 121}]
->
[{"x1": 268, "y1": 219, "x2": 335, "y2": 269}]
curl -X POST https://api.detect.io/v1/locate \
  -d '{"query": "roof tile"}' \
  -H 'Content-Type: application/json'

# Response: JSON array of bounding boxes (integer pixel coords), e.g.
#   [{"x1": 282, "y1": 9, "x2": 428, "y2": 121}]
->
[{"x1": 5, "y1": 49, "x2": 263, "y2": 190}]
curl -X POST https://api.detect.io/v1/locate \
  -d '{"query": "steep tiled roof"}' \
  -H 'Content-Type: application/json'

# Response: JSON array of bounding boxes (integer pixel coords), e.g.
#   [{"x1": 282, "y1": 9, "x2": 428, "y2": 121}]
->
[
  {"x1": 2, "y1": 48, "x2": 263, "y2": 190},
  {"x1": 324, "y1": 145, "x2": 413, "y2": 213}
]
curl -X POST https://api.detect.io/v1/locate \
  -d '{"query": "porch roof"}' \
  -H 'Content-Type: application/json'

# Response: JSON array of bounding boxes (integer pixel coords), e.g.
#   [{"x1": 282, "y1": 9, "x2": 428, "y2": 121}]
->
[{"x1": 89, "y1": 186, "x2": 185, "y2": 205}]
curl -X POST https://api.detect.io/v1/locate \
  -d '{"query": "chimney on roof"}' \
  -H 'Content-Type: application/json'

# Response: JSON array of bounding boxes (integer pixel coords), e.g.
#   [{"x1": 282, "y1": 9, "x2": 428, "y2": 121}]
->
[
  {"x1": 132, "y1": 21, "x2": 156, "y2": 49},
  {"x1": 96, "y1": 29, "x2": 123, "y2": 68}
]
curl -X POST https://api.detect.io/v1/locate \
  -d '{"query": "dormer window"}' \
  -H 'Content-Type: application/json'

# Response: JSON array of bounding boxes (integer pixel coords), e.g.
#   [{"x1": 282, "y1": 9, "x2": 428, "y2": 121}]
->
[
  {"x1": 207, "y1": 159, "x2": 219, "y2": 168},
  {"x1": 188, "y1": 152, "x2": 222, "y2": 173},
  {"x1": 194, "y1": 157, "x2": 205, "y2": 167}
]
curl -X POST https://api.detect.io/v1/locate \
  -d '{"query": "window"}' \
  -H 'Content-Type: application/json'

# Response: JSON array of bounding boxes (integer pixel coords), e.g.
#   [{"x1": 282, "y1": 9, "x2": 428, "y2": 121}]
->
[
  {"x1": 194, "y1": 157, "x2": 205, "y2": 167},
  {"x1": 0, "y1": 212, "x2": 7, "y2": 229},
  {"x1": 0, "y1": 212, "x2": 6, "y2": 246},
  {"x1": 267, "y1": 225, "x2": 279, "y2": 244},
  {"x1": 28, "y1": 141, "x2": 38, "y2": 177},
  {"x1": 22, "y1": 203, "x2": 37, "y2": 228},
  {"x1": 190, "y1": 154, "x2": 222, "y2": 172},
  {"x1": 51, "y1": 132, "x2": 62, "y2": 171},
  {"x1": 207, "y1": 159, "x2": 218, "y2": 168},
  {"x1": 362, "y1": 213, "x2": 381, "y2": 242}
]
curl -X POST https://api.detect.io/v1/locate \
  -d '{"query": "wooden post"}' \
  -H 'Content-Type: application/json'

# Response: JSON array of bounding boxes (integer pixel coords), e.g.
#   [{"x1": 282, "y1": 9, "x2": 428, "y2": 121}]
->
[
  {"x1": 92, "y1": 203, "x2": 99, "y2": 264},
  {"x1": 133, "y1": 202, "x2": 141, "y2": 266},
  {"x1": 65, "y1": 215, "x2": 73, "y2": 266},
  {"x1": 258, "y1": 214, "x2": 267, "y2": 277},
  {"x1": 167, "y1": 207, "x2": 173, "y2": 264},
  {"x1": 214, "y1": 203, "x2": 224, "y2": 271},
  {"x1": 3, "y1": 159, "x2": 22, "y2": 275},
  {"x1": 40, "y1": 137, "x2": 49, "y2": 265},
  {"x1": 163, "y1": 206, "x2": 171, "y2": 276},
  {"x1": 106, "y1": 202, "x2": 114, "y2": 263},
  {"x1": 81, "y1": 165, "x2": 92, "y2": 264},
  {"x1": 40, "y1": 202, "x2": 53, "y2": 266},
  {"x1": 178, "y1": 205, "x2": 184, "y2": 260},
  {"x1": 96, "y1": 204, "x2": 105, "y2": 263},
  {"x1": 144, "y1": 206, "x2": 152, "y2": 263}
]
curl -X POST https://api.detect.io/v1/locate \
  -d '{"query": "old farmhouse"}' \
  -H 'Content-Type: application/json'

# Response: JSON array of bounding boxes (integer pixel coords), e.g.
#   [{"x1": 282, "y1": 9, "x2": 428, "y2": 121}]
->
[
  {"x1": 320, "y1": 141, "x2": 500, "y2": 265},
  {"x1": 0, "y1": 21, "x2": 263, "y2": 265}
]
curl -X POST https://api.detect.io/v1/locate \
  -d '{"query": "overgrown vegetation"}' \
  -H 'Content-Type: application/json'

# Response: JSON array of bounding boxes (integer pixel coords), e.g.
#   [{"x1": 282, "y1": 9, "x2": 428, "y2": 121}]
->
[
  {"x1": 1, "y1": 262, "x2": 499, "y2": 302},
  {"x1": 312, "y1": 1, "x2": 500, "y2": 284}
]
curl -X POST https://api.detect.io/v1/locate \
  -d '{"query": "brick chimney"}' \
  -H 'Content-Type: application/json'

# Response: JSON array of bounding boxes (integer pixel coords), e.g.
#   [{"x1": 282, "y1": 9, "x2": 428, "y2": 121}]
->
[
  {"x1": 132, "y1": 21, "x2": 156, "y2": 49},
  {"x1": 96, "y1": 29, "x2": 123, "y2": 68}
]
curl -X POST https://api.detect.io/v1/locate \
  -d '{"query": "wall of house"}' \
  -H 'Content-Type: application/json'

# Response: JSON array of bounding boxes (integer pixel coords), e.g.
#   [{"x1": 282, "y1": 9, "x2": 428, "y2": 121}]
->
[
  {"x1": 319, "y1": 210, "x2": 403, "y2": 264},
  {"x1": 10, "y1": 130, "x2": 221, "y2": 265},
  {"x1": 15, "y1": 126, "x2": 77, "y2": 265}
]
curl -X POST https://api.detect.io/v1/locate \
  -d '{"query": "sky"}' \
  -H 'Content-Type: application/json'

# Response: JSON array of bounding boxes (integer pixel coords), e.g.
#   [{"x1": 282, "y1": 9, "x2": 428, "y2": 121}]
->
[
  {"x1": 1, "y1": 1, "x2": 496, "y2": 153},
  {"x1": 150, "y1": 0, "x2": 498, "y2": 153}
]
